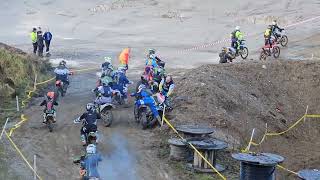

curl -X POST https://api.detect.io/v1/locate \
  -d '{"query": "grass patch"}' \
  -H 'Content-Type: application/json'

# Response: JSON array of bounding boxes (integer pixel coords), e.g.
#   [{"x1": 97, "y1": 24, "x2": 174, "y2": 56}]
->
[{"x1": 0, "y1": 43, "x2": 52, "y2": 122}]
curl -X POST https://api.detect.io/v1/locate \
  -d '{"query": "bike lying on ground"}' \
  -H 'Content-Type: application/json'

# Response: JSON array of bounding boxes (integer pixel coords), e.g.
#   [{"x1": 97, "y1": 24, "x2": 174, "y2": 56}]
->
[{"x1": 259, "y1": 41, "x2": 281, "y2": 61}]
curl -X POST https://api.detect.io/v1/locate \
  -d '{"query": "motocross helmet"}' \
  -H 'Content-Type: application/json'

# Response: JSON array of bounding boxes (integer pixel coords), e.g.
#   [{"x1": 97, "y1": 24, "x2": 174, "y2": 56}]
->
[
  {"x1": 272, "y1": 20, "x2": 277, "y2": 26},
  {"x1": 235, "y1": 26, "x2": 240, "y2": 31},
  {"x1": 47, "y1": 92, "x2": 54, "y2": 99},
  {"x1": 104, "y1": 57, "x2": 112, "y2": 63},
  {"x1": 86, "y1": 144, "x2": 96, "y2": 154},
  {"x1": 222, "y1": 47, "x2": 228, "y2": 52},
  {"x1": 267, "y1": 25, "x2": 272, "y2": 29},
  {"x1": 148, "y1": 48, "x2": 156, "y2": 55},
  {"x1": 138, "y1": 84, "x2": 146, "y2": 92},
  {"x1": 59, "y1": 60, "x2": 66, "y2": 66},
  {"x1": 86, "y1": 103, "x2": 94, "y2": 112},
  {"x1": 117, "y1": 66, "x2": 126, "y2": 73}
]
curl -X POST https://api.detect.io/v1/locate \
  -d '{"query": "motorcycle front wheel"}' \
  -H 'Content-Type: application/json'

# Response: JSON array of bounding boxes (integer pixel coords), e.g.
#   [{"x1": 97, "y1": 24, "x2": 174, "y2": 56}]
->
[
  {"x1": 259, "y1": 50, "x2": 267, "y2": 61},
  {"x1": 140, "y1": 112, "x2": 148, "y2": 130},
  {"x1": 240, "y1": 47, "x2": 249, "y2": 59},
  {"x1": 280, "y1": 35, "x2": 288, "y2": 47}
]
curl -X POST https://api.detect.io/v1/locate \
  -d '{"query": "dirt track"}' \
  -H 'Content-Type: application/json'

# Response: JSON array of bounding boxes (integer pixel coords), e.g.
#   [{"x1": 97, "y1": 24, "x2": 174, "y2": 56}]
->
[{"x1": 1, "y1": 0, "x2": 320, "y2": 179}]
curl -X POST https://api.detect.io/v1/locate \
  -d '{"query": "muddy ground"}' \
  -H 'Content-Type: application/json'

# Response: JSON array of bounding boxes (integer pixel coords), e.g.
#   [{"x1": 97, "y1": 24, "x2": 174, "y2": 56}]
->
[{"x1": 1, "y1": 0, "x2": 320, "y2": 180}]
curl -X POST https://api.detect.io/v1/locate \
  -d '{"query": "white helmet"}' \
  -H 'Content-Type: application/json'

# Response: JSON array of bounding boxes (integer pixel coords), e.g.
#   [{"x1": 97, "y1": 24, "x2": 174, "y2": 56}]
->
[
  {"x1": 117, "y1": 66, "x2": 126, "y2": 73},
  {"x1": 235, "y1": 26, "x2": 240, "y2": 31},
  {"x1": 138, "y1": 84, "x2": 146, "y2": 92},
  {"x1": 104, "y1": 57, "x2": 112, "y2": 63},
  {"x1": 272, "y1": 20, "x2": 277, "y2": 25},
  {"x1": 86, "y1": 103, "x2": 94, "y2": 112},
  {"x1": 86, "y1": 144, "x2": 96, "y2": 154}
]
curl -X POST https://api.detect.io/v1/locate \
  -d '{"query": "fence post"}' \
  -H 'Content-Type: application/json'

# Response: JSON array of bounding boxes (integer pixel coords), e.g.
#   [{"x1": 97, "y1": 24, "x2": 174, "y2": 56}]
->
[
  {"x1": 0, "y1": 118, "x2": 9, "y2": 141},
  {"x1": 33, "y1": 155, "x2": 37, "y2": 180},
  {"x1": 16, "y1": 96, "x2": 20, "y2": 112},
  {"x1": 247, "y1": 128, "x2": 256, "y2": 152}
]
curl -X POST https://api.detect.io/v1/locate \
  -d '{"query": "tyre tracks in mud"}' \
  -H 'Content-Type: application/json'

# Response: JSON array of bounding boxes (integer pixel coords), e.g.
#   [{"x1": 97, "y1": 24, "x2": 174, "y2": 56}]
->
[{"x1": 6, "y1": 71, "x2": 175, "y2": 180}]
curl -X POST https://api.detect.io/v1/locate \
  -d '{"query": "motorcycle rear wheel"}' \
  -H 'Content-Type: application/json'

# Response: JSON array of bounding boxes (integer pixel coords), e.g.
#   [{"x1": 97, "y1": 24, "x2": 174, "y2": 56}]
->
[
  {"x1": 101, "y1": 109, "x2": 113, "y2": 127},
  {"x1": 47, "y1": 117, "x2": 54, "y2": 132}
]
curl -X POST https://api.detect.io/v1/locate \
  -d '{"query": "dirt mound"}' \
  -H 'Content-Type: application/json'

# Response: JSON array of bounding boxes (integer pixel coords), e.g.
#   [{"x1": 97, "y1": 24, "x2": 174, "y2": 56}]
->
[
  {"x1": 0, "y1": 43, "x2": 51, "y2": 107},
  {"x1": 171, "y1": 60, "x2": 320, "y2": 178}
]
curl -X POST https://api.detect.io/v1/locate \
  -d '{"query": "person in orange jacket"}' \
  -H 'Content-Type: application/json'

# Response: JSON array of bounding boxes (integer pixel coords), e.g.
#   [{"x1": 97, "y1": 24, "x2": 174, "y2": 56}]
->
[{"x1": 118, "y1": 47, "x2": 130, "y2": 70}]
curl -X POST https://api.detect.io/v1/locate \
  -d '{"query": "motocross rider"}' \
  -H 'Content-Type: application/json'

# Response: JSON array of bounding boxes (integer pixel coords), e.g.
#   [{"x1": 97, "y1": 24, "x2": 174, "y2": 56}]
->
[
  {"x1": 112, "y1": 67, "x2": 131, "y2": 104},
  {"x1": 80, "y1": 144, "x2": 102, "y2": 180},
  {"x1": 101, "y1": 57, "x2": 114, "y2": 71},
  {"x1": 40, "y1": 92, "x2": 58, "y2": 123},
  {"x1": 100, "y1": 58, "x2": 115, "y2": 86},
  {"x1": 220, "y1": 47, "x2": 236, "y2": 63},
  {"x1": 75, "y1": 103, "x2": 100, "y2": 146},
  {"x1": 146, "y1": 48, "x2": 164, "y2": 67},
  {"x1": 93, "y1": 82, "x2": 114, "y2": 105},
  {"x1": 270, "y1": 20, "x2": 284, "y2": 40},
  {"x1": 264, "y1": 25, "x2": 273, "y2": 52},
  {"x1": 230, "y1": 26, "x2": 243, "y2": 54},
  {"x1": 131, "y1": 84, "x2": 162, "y2": 128},
  {"x1": 54, "y1": 60, "x2": 70, "y2": 85}
]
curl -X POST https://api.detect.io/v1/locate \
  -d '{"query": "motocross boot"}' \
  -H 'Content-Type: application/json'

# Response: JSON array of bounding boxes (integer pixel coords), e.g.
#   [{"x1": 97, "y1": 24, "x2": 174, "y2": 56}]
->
[{"x1": 42, "y1": 113, "x2": 46, "y2": 123}]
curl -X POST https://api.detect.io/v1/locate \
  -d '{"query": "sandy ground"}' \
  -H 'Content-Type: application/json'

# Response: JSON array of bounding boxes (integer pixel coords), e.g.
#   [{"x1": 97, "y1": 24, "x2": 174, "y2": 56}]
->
[{"x1": 1, "y1": 0, "x2": 320, "y2": 179}]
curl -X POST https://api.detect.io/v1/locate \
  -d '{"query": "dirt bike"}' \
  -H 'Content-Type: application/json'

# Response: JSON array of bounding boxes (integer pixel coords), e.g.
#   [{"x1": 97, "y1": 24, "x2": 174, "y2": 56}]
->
[
  {"x1": 55, "y1": 80, "x2": 68, "y2": 97},
  {"x1": 259, "y1": 40, "x2": 281, "y2": 61},
  {"x1": 274, "y1": 29, "x2": 288, "y2": 47},
  {"x1": 134, "y1": 103, "x2": 153, "y2": 130},
  {"x1": 95, "y1": 102, "x2": 114, "y2": 127},
  {"x1": 238, "y1": 40, "x2": 249, "y2": 59},
  {"x1": 43, "y1": 102, "x2": 56, "y2": 132}
]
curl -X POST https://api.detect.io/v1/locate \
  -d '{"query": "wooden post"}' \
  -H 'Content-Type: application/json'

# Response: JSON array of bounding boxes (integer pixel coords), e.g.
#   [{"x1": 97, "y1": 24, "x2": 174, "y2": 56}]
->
[
  {"x1": 0, "y1": 118, "x2": 9, "y2": 141},
  {"x1": 16, "y1": 96, "x2": 19, "y2": 112},
  {"x1": 193, "y1": 151, "x2": 198, "y2": 168}
]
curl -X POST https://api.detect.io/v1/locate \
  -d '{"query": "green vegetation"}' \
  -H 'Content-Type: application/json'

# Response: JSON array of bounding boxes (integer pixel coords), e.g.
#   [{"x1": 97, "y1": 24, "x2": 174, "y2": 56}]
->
[{"x1": 0, "y1": 43, "x2": 51, "y2": 119}]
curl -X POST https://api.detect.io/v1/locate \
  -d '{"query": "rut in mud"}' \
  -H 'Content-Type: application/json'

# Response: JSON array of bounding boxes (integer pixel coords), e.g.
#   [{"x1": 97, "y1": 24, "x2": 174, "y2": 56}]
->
[{"x1": 3, "y1": 71, "x2": 175, "y2": 180}]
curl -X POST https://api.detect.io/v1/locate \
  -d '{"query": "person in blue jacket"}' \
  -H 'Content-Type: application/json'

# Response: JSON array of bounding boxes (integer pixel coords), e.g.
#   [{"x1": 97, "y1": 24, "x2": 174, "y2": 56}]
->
[
  {"x1": 43, "y1": 28, "x2": 52, "y2": 55},
  {"x1": 80, "y1": 144, "x2": 102, "y2": 179},
  {"x1": 131, "y1": 84, "x2": 161, "y2": 127}
]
